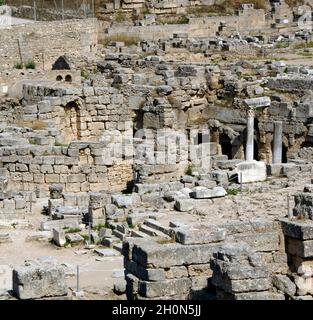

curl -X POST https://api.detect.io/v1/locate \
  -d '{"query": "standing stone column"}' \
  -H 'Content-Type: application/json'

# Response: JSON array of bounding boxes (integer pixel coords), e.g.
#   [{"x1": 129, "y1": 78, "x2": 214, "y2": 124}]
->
[
  {"x1": 273, "y1": 121, "x2": 283, "y2": 164},
  {"x1": 246, "y1": 109, "x2": 255, "y2": 161}
]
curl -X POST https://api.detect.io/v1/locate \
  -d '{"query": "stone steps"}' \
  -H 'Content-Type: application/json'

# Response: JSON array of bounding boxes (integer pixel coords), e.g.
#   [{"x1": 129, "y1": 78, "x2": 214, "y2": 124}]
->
[
  {"x1": 113, "y1": 243, "x2": 123, "y2": 253},
  {"x1": 139, "y1": 224, "x2": 171, "y2": 239},
  {"x1": 112, "y1": 229, "x2": 127, "y2": 241},
  {"x1": 143, "y1": 219, "x2": 175, "y2": 237},
  {"x1": 131, "y1": 230, "x2": 150, "y2": 238}
]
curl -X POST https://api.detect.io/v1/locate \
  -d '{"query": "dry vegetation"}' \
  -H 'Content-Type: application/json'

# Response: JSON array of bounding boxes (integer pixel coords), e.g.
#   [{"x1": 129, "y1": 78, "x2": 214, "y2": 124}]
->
[
  {"x1": 99, "y1": 34, "x2": 140, "y2": 46},
  {"x1": 187, "y1": 0, "x2": 267, "y2": 16}
]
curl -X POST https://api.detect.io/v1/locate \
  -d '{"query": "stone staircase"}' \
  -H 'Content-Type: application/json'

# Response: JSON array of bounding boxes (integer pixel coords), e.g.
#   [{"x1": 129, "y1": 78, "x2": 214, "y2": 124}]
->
[{"x1": 102, "y1": 218, "x2": 176, "y2": 254}]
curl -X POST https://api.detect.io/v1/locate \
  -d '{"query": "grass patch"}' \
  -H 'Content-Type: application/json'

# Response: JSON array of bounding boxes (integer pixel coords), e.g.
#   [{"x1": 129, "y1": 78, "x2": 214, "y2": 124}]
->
[
  {"x1": 156, "y1": 237, "x2": 176, "y2": 244},
  {"x1": 93, "y1": 223, "x2": 110, "y2": 231},
  {"x1": 65, "y1": 227, "x2": 81, "y2": 234},
  {"x1": 14, "y1": 62, "x2": 23, "y2": 69},
  {"x1": 25, "y1": 60, "x2": 36, "y2": 69},
  {"x1": 81, "y1": 234, "x2": 90, "y2": 242},
  {"x1": 185, "y1": 165, "x2": 193, "y2": 176},
  {"x1": 294, "y1": 41, "x2": 313, "y2": 50},
  {"x1": 81, "y1": 68, "x2": 90, "y2": 79},
  {"x1": 159, "y1": 15, "x2": 189, "y2": 25},
  {"x1": 115, "y1": 10, "x2": 128, "y2": 23},
  {"x1": 99, "y1": 34, "x2": 140, "y2": 47},
  {"x1": 187, "y1": 5, "x2": 225, "y2": 16},
  {"x1": 28, "y1": 138, "x2": 37, "y2": 145},
  {"x1": 298, "y1": 52, "x2": 313, "y2": 58},
  {"x1": 55, "y1": 140, "x2": 68, "y2": 147},
  {"x1": 187, "y1": 1, "x2": 266, "y2": 16},
  {"x1": 227, "y1": 188, "x2": 241, "y2": 196},
  {"x1": 276, "y1": 42, "x2": 290, "y2": 49}
]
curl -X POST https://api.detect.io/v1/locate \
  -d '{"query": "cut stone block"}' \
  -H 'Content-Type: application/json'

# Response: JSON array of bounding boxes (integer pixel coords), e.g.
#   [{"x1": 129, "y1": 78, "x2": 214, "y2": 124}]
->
[
  {"x1": 174, "y1": 199, "x2": 194, "y2": 212},
  {"x1": 13, "y1": 258, "x2": 67, "y2": 300},
  {"x1": 190, "y1": 186, "x2": 226, "y2": 199},
  {"x1": 237, "y1": 161, "x2": 266, "y2": 183},
  {"x1": 176, "y1": 225, "x2": 226, "y2": 245}
]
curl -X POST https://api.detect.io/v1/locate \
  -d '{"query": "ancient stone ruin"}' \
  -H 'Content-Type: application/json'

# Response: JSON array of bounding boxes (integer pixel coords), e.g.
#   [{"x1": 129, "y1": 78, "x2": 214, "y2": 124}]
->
[{"x1": 1, "y1": 0, "x2": 313, "y2": 301}]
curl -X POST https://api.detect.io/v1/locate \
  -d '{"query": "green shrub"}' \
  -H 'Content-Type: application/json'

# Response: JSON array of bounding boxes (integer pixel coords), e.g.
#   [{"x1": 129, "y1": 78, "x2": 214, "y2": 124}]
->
[
  {"x1": 185, "y1": 165, "x2": 193, "y2": 176},
  {"x1": 294, "y1": 41, "x2": 313, "y2": 50},
  {"x1": 227, "y1": 188, "x2": 241, "y2": 196},
  {"x1": 99, "y1": 34, "x2": 140, "y2": 47},
  {"x1": 55, "y1": 140, "x2": 68, "y2": 147},
  {"x1": 93, "y1": 223, "x2": 110, "y2": 231},
  {"x1": 65, "y1": 228, "x2": 81, "y2": 234},
  {"x1": 276, "y1": 42, "x2": 290, "y2": 49},
  {"x1": 25, "y1": 60, "x2": 36, "y2": 69},
  {"x1": 14, "y1": 62, "x2": 23, "y2": 69}
]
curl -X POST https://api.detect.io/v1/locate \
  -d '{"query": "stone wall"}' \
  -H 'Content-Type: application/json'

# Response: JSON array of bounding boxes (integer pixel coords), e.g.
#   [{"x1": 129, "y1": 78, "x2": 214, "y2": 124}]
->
[
  {"x1": 0, "y1": 18, "x2": 98, "y2": 71},
  {"x1": 104, "y1": 8, "x2": 267, "y2": 40},
  {"x1": 123, "y1": 219, "x2": 287, "y2": 300}
]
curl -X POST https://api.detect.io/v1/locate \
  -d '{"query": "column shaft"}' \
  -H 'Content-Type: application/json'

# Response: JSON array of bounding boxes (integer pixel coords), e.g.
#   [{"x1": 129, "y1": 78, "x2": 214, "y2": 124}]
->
[
  {"x1": 246, "y1": 114, "x2": 254, "y2": 161},
  {"x1": 273, "y1": 121, "x2": 283, "y2": 164}
]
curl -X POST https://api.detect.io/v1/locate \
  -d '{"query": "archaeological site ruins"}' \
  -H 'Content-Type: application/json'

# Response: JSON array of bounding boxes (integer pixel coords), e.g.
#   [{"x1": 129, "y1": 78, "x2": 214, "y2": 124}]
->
[{"x1": 2, "y1": 0, "x2": 313, "y2": 301}]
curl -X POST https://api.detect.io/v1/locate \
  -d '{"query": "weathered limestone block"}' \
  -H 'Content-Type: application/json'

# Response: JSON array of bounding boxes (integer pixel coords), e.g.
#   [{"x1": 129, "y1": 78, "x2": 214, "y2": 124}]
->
[
  {"x1": 175, "y1": 225, "x2": 226, "y2": 245},
  {"x1": 273, "y1": 275, "x2": 296, "y2": 297},
  {"x1": 165, "y1": 266, "x2": 188, "y2": 279},
  {"x1": 231, "y1": 232, "x2": 280, "y2": 252},
  {"x1": 236, "y1": 161, "x2": 267, "y2": 183},
  {"x1": 190, "y1": 186, "x2": 226, "y2": 199},
  {"x1": 212, "y1": 276, "x2": 272, "y2": 294},
  {"x1": 232, "y1": 291, "x2": 285, "y2": 300},
  {"x1": 125, "y1": 238, "x2": 220, "y2": 268},
  {"x1": 174, "y1": 199, "x2": 194, "y2": 212},
  {"x1": 112, "y1": 194, "x2": 141, "y2": 208},
  {"x1": 124, "y1": 258, "x2": 166, "y2": 282},
  {"x1": 293, "y1": 192, "x2": 313, "y2": 220},
  {"x1": 65, "y1": 233, "x2": 84, "y2": 245},
  {"x1": 13, "y1": 258, "x2": 68, "y2": 299},
  {"x1": 280, "y1": 219, "x2": 313, "y2": 240},
  {"x1": 294, "y1": 275, "x2": 313, "y2": 296},
  {"x1": 282, "y1": 163, "x2": 300, "y2": 178},
  {"x1": 187, "y1": 264, "x2": 213, "y2": 277},
  {"x1": 138, "y1": 278, "x2": 191, "y2": 298},
  {"x1": 49, "y1": 185, "x2": 63, "y2": 199},
  {"x1": 211, "y1": 243, "x2": 275, "y2": 299},
  {"x1": 0, "y1": 265, "x2": 12, "y2": 295},
  {"x1": 52, "y1": 228, "x2": 66, "y2": 247}
]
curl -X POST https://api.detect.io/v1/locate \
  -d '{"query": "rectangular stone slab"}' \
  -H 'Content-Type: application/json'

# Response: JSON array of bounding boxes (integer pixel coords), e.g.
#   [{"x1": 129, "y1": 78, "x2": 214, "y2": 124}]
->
[
  {"x1": 130, "y1": 240, "x2": 221, "y2": 268},
  {"x1": 175, "y1": 225, "x2": 226, "y2": 245},
  {"x1": 280, "y1": 218, "x2": 313, "y2": 240},
  {"x1": 138, "y1": 278, "x2": 191, "y2": 298}
]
